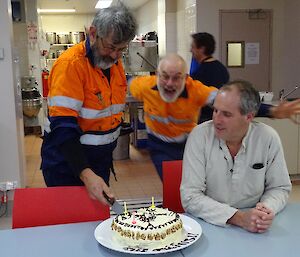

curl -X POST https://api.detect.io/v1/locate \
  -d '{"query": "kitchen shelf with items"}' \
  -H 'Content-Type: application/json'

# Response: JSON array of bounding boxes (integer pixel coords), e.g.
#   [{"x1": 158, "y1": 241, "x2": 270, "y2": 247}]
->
[{"x1": 44, "y1": 31, "x2": 86, "y2": 70}]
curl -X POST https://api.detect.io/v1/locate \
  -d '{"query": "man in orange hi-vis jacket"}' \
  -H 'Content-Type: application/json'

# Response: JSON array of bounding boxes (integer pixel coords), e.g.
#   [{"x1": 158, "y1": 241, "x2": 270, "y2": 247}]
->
[
  {"x1": 41, "y1": 4, "x2": 137, "y2": 205},
  {"x1": 130, "y1": 53, "x2": 300, "y2": 180}
]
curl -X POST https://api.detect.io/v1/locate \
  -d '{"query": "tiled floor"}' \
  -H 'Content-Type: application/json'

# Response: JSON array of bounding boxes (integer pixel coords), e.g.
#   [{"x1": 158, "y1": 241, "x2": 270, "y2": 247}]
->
[{"x1": 24, "y1": 135, "x2": 162, "y2": 199}]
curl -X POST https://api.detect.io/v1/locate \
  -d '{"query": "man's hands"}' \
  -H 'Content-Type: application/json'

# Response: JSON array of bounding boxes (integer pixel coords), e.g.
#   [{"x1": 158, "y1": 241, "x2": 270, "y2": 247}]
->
[
  {"x1": 227, "y1": 203, "x2": 274, "y2": 233},
  {"x1": 270, "y1": 99, "x2": 300, "y2": 124},
  {"x1": 80, "y1": 168, "x2": 114, "y2": 206}
]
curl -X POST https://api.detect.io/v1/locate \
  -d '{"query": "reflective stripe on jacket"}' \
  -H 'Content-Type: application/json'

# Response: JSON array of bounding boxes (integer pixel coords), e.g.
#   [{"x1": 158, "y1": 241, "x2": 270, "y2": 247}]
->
[
  {"x1": 130, "y1": 75, "x2": 217, "y2": 143},
  {"x1": 47, "y1": 40, "x2": 127, "y2": 145}
]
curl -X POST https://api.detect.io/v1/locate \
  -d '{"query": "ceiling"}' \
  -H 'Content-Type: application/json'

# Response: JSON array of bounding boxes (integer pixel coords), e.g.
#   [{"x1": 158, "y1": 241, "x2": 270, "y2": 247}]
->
[{"x1": 37, "y1": 0, "x2": 150, "y2": 13}]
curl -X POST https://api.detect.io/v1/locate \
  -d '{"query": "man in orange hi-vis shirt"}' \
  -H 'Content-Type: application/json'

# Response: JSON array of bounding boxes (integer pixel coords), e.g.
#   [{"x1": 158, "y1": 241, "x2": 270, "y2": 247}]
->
[
  {"x1": 130, "y1": 53, "x2": 300, "y2": 180},
  {"x1": 41, "y1": 4, "x2": 137, "y2": 205},
  {"x1": 130, "y1": 54, "x2": 217, "y2": 179}
]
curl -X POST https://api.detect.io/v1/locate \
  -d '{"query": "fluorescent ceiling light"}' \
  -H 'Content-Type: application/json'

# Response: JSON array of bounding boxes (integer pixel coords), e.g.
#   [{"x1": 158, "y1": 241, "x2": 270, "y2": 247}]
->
[
  {"x1": 37, "y1": 9, "x2": 76, "y2": 13},
  {"x1": 95, "y1": 0, "x2": 112, "y2": 9}
]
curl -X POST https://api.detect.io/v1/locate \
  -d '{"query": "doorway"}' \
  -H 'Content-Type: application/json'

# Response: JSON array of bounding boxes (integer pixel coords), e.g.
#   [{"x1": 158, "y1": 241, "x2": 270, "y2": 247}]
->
[{"x1": 220, "y1": 9, "x2": 272, "y2": 91}]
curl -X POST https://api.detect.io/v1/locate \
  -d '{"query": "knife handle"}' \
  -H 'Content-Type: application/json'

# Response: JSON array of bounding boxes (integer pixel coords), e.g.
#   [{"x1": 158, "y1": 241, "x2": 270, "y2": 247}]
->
[{"x1": 103, "y1": 191, "x2": 115, "y2": 206}]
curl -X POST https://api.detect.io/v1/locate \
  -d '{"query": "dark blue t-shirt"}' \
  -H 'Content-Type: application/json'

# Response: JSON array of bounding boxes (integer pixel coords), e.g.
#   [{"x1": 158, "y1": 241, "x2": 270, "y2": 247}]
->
[
  {"x1": 191, "y1": 60, "x2": 229, "y2": 122},
  {"x1": 191, "y1": 59, "x2": 229, "y2": 88}
]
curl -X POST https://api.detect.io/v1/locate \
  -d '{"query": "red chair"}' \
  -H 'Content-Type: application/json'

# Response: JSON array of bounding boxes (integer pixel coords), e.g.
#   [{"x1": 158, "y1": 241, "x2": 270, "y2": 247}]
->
[
  {"x1": 12, "y1": 186, "x2": 110, "y2": 229},
  {"x1": 162, "y1": 160, "x2": 185, "y2": 213}
]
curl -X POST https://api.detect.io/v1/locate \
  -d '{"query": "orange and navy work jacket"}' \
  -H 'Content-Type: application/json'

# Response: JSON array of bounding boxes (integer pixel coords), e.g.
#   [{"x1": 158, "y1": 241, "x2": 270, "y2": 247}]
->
[
  {"x1": 41, "y1": 39, "x2": 127, "y2": 170},
  {"x1": 130, "y1": 75, "x2": 217, "y2": 143}
]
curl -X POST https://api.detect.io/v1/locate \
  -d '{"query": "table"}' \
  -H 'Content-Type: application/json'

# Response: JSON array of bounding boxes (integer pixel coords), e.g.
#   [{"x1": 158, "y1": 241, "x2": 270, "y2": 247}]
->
[
  {"x1": 182, "y1": 203, "x2": 300, "y2": 257},
  {"x1": 0, "y1": 220, "x2": 183, "y2": 257},
  {"x1": 0, "y1": 204, "x2": 299, "y2": 257}
]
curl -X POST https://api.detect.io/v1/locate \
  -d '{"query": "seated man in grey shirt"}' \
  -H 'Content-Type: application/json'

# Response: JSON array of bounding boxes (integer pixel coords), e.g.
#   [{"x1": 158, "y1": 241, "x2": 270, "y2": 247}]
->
[{"x1": 180, "y1": 80, "x2": 292, "y2": 233}]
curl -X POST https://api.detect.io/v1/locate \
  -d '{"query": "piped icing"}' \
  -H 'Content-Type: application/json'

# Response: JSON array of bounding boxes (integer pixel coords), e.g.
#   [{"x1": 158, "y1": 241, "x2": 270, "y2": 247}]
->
[{"x1": 111, "y1": 207, "x2": 183, "y2": 246}]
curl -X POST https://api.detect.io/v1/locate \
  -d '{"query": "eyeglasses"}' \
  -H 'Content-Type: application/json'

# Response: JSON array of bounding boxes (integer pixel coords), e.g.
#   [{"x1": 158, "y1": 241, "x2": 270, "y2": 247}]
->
[
  {"x1": 98, "y1": 37, "x2": 128, "y2": 53},
  {"x1": 158, "y1": 72, "x2": 185, "y2": 83}
]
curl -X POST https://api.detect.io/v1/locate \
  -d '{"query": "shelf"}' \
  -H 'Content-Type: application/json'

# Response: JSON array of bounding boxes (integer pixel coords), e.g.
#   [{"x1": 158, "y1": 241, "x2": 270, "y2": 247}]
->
[{"x1": 51, "y1": 44, "x2": 74, "y2": 46}]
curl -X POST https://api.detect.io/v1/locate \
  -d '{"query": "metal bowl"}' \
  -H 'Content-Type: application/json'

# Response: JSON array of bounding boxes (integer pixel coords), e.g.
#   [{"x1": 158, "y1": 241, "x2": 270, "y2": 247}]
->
[
  {"x1": 22, "y1": 88, "x2": 41, "y2": 99},
  {"x1": 22, "y1": 98, "x2": 42, "y2": 117}
]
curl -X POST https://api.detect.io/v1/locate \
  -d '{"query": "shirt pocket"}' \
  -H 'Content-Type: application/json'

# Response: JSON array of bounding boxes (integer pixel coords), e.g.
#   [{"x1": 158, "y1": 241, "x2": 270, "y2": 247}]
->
[{"x1": 243, "y1": 165, "x2": 267, "y2": 198}]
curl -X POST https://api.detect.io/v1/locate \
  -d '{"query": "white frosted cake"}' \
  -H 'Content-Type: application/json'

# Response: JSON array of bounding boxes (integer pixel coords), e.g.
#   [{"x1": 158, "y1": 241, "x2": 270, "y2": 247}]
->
[{"x1": 111, "y1": 207, "x2": 183, "y2": 247}]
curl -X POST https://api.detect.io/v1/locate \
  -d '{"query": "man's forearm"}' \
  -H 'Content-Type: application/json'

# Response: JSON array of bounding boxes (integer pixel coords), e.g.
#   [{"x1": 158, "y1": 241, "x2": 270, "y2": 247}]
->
[
  {"x1": 181, "y1": 189, "x2": 237, "y2": 227},
  {"x1": 259, "y1": 189, "x2": 290, "y2": 214},
  {"x1": 59, "y1": 137, "x2": 90, "y2": 176}
]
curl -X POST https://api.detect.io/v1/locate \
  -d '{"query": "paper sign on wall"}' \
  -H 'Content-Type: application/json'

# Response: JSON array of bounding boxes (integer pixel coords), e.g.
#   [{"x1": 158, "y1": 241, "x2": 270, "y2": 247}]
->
[
  {"x1": 245, "y1": 43, "x2": 259, "y2": 64},
  {"x1": 27, "y1": 21, "x2": 38, "y2": 44}
]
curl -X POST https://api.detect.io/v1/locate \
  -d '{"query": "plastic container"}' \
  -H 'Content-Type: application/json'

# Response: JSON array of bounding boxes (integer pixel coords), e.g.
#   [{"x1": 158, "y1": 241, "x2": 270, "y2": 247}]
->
[{"x1": 259, "y1": 91, "x2": 273, "y2": 102}]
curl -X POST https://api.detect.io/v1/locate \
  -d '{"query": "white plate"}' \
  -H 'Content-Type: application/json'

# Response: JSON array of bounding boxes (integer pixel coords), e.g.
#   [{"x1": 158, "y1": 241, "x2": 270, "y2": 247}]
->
[{"x1": 94, "y1": 214, "x2": 202, "y2": 255}]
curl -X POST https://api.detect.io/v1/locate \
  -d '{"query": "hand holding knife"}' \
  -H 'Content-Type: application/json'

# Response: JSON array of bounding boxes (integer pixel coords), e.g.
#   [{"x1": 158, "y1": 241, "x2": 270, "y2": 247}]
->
[{"x1": 103, "y1": 191, "x2": 125, "y2": 215}]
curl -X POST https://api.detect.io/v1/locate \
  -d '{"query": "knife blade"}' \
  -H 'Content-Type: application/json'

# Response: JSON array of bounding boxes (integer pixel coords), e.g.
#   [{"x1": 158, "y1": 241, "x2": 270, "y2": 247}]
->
[{"x1": 103, "y1": 191, "x2": 124, "y2": 215}]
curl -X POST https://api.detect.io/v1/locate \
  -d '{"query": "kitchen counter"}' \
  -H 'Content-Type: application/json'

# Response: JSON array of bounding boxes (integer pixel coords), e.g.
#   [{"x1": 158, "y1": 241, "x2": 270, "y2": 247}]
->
[{"x1": 255, "y1": 117, "x2": 300, "y2": 175}]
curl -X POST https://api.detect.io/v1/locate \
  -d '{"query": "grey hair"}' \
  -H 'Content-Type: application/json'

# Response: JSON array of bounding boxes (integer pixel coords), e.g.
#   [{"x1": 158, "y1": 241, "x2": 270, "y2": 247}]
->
[
  {"x1": 92, "y1": 4, "x2": 137, "y2": 44},
  {"x1": 220, "y1": 80, "x2": 261, "y2": 115}
]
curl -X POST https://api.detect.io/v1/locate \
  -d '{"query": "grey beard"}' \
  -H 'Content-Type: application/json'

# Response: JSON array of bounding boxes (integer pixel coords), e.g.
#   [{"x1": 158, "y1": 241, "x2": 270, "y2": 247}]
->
[
  {"x1": 93, "y1": 55, "x2": 117, "y2": 69},
  {"x1": 91, "y1": 45, "x2": 117, "y2": 69},
  {"x1": 157, "y1": 82, "x2": 185, "y2": 103}
]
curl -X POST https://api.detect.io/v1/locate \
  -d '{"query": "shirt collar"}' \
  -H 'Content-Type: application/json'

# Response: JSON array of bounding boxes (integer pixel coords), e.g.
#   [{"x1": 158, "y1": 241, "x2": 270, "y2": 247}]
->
[
  {"x1": 241, "y1": 123, "x2": 252, "y2": 150},
  {"x1": 85, "y1": 37, "x2": 95, "y2": 67},
  {"x1": 151, "y1": 83, "x2": 188, "y2": 99}
]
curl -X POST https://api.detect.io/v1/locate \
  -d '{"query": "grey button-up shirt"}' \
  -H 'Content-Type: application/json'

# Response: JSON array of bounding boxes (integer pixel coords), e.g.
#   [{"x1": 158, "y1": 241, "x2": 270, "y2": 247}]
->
[{"x1": 180, "y1": 121, "x2": 292, "y2": 227}]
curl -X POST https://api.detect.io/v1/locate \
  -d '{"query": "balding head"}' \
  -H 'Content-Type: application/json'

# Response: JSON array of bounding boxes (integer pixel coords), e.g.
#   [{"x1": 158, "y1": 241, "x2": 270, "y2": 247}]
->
[
  {"x1": 156, "y1": 53, "x2": 187, "y2": 103},
  {"x1": 158, "y1": 54, "x2": 188, "y2": 75}
]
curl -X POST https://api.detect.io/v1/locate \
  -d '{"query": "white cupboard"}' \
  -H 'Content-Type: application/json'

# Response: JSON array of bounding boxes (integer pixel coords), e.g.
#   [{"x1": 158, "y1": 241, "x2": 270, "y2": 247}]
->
[{"x1": 255, "y1": 118, "x2": 300, "y2": 175}]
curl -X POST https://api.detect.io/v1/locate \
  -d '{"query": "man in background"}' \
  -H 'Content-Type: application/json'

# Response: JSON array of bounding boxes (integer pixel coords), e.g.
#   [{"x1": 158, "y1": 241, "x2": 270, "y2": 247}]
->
[
  {"x1": 130, "y1": 54, "x2": 217, "y2": 179},
  {"x1": 190, "y1": 32, "x2": 229, "y2": 123},
  {"x1": 41, "y1": 4, "x2": 137, "y2": 205},
  {"x1": 181, "y1": 80, "x2": 291, "y2": 233}
]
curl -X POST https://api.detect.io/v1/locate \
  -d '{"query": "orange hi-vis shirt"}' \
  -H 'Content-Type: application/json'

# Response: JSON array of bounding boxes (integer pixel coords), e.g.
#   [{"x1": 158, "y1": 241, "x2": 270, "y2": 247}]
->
[
  {"x1": 46, "y1": 41, "x2": 127, "y2": 145},
  {"x1": 130, "y1": 75, "x2": 217, "y2": 143}
]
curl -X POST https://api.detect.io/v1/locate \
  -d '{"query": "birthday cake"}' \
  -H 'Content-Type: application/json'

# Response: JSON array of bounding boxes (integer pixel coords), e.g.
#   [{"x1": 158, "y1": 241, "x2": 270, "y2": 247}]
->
[{"x1": 111, "y1": 206, "x2": 183, "y2": 247}]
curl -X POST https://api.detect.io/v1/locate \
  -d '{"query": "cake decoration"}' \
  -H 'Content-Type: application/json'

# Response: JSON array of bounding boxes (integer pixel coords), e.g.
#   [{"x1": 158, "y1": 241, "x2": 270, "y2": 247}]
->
[{"x1": 111, "y1": 199, "x2": 183, "y2": 247}]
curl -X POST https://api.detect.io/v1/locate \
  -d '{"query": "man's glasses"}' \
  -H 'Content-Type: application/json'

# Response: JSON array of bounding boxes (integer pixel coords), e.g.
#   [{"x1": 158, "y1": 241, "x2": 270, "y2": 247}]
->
[{"x1": 98, "y1": 37, "x2": 128, "y2": 53}]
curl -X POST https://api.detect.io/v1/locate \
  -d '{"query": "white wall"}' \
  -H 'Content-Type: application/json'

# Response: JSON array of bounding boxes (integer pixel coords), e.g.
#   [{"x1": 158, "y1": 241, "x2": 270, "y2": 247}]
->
[
  {"x1": 196, "y1": 0, "x2": 286, "y2": 97},
  {"x1": 13, "y1": 23, "x2": 29, "y2": 77},
  {"x1": 165, "y1": 0, "x2": 177, "y2": 54},
  {"x1": 135, "y1": 0, "x2": 167, "y2": 56},
  {"x1": 0, "y1": 0, "x2": 26, "y2": 191},
  {"x1": 177, "y1": 0, "x2": 196, "y2": 70},
  {"x1": 25, "y1": 0, "x2": 42, "y2": 94},
  {"x1": 157, "y1": 0, "x2": 166, "y2": 56},
  {"x1": 135, "y1": 0, "x2": 158, "y2": 35},
  {"x1": 135, "y1": 0, "x2": 196, "y2": 62},
  {"x1": 40, "y1": 14, "x2": 94, "y2": 33}
]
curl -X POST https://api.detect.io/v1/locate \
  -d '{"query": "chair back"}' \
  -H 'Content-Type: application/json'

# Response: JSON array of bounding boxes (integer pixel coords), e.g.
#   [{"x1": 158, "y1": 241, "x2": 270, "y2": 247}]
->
[
  {"x1": 12, "y1": 186, "x2": 110, "y2": 229},
  {"x1": 162, "y1": 160, "x2": 184, "y2": 213}
]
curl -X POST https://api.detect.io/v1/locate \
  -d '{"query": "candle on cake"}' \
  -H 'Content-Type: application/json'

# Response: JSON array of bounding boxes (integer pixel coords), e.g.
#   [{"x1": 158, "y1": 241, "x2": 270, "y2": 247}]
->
[{"x1": 151, "y1": 196, "x2": 155, "y2": 209}]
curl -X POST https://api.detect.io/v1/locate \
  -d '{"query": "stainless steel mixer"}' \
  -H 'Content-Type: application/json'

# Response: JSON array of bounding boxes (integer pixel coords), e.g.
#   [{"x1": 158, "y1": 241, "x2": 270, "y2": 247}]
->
[{"x1": 21, "y1": 76, "x2": 42, "y2": 118}]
